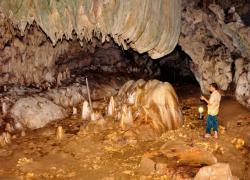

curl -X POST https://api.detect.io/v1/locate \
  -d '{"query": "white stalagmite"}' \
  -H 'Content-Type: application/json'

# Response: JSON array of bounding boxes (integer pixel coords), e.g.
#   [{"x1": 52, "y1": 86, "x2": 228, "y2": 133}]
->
[
  {"x1": 107, "y1": 96, "x2": 115, "y2": 116},
  {"x1": 120, "y1": 104, "x2": 133, "y2": 129},
  {"x1": 2, "y1": 102, "x2": 7, "y2": 115},
  {"x1": 2, "y1": 132, "x2": 11, "y2": 145},
  {"x1": 57, "y1": 72, "x2": 63, "y2": 86},
  {"x1": 81, "y1": 101, "x2": 90, "y2": 120},
  {"x1": 90, "y1": 112, "x2": 102, "y2": 121},
  {"x1": 72, "y1": 107, "x2": 77, "y2": 115}
]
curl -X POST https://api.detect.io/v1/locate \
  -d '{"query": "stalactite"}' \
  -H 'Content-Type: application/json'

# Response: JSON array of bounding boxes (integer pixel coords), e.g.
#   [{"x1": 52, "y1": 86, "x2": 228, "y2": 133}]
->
[{"x1": 0, "y1": 0, "x2": 181, "y2": 59}]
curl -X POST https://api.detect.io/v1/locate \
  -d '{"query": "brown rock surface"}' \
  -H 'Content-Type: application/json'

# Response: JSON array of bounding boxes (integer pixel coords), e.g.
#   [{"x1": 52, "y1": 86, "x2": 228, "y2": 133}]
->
[
  {"x1": 116, "y1": 79, "x2": 183, "y2": 134},
  {"x1": 179, "y1": 2, "x2": 250, "y2": 108},
  {"x1": 194, "y1": 163, "x2": 236, "y2": 180}
]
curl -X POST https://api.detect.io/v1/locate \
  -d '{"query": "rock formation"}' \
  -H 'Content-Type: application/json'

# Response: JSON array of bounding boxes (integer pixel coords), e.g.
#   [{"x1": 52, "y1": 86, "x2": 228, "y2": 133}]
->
[
  {"x1": 0, "y1": 0, "x2": 181, "y2": 59},
  {"x1": 114, "y1": 79, "x2": 183, "y2": 134},
  {"x1": 194, "y1": 163, "x2": 235, "y2": 180},
  {"x1": 179, "y1": 1, "x2": 250, "y2": 108},
  {"x1": 10, "y1": 96, "x2": 68, "y2": 129},
  {"x1": 0, "y1": 0, "x2": 249, "y2": 109}
]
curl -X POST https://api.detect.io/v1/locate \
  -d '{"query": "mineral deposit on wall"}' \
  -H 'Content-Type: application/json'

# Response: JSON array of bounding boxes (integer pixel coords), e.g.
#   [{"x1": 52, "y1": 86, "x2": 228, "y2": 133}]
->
[{"x1": 0, "y1": 0, "x2": 181, "y2": 59}]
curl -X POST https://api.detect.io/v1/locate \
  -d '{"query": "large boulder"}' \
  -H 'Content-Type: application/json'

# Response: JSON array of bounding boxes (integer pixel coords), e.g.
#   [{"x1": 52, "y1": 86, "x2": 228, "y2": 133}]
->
[
  {"x1": 194, "y1": 163, "x2": 237, "y2": 180},
  {"x1": 10, "y1": 96, "x2": 68, "y2": 129}
]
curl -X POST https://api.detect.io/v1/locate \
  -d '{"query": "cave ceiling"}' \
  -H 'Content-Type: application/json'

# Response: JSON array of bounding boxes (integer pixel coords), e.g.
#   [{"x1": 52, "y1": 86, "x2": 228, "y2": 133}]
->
[{"x1": 0, "y1": 0, "x2": 181, "y2": 59}]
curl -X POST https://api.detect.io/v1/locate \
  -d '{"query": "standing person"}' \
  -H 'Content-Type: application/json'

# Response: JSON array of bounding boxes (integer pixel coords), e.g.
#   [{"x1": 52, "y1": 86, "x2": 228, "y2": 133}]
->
[{"x1": 200, "y1": 83, "x2": 221, "y2": 138}]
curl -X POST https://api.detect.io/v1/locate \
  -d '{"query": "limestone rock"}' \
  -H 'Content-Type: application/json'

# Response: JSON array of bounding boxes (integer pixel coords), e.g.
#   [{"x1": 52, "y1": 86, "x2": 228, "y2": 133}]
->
[
  {"x1": 160, "y1": 141, "x2": 217, "y2": 166},
  {"x1": 45, "y1": 85, "x2": 86, "y2": 108},
  {"x1": 179, "y1": 2, "x2": 250, "y2": 108},
  {"x1": 0, "y1": 0, "x2": 181, "y2": 59},
  {"x1": 10, "y1": 96, "x2": 68, "y2": 129},
  {"x1": 234, "y1": 58, "x2": 250, "y2": 108},
  {"x1": 194, "y1": 163, "x2": 236, "y2": 180},
  {"x1": 139, "y1": 156, "x2": 156, "y2": 174},
  {"x1": 116, "y1": 79, "x2": 183, "y2": 134}
]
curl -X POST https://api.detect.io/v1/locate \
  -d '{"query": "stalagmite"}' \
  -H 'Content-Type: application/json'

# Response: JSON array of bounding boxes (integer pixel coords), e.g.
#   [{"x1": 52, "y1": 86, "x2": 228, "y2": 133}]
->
[
  {"x1": 5, "y1": 123, "x2": 14, "y2": 133},
  {"x1": 56, "y1": 126, "x2": 64, "y2": 141},
  {"x1": 1, "y1": 102, "x2": 7, "y2": 115},
  {"x1": 107, "y1": 96, "x2": 115, "y2": 116},
  {"x1": 81, "y1": 101, "x2": 90, "y2": 120},
  {"x1": 120, "y1": 104, "x2": 133, "y2": 129},
  {"x1": 116, "y1": 79, "x2": 183, "y2": 134},
  {"x1": 21, "y1": 130, "x2": 26, "y2": 137},
  {"x1": 57, "y1": 72, "x2": 63, "y2": 86},
  {"x1": 72, "y1": 107, "x2": 78, "y2": 115},
  {"x1": 90, "y1": 112, "x2": 102, "y2": 121},
  {"x1": 2, "y1": 132, "x2": 11, "y2": 145}
]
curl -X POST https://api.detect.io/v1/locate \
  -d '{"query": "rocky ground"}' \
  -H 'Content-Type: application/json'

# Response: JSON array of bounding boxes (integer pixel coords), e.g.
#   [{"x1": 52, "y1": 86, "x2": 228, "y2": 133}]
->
[{"x1": 0, "y1": 83, "x2": 249, "y2": 180}]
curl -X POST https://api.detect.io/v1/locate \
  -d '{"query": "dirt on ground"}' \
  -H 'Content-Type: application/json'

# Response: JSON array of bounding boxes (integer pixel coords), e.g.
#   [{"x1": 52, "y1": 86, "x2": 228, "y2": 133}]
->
[{"x1": 0, "y1": 85, "x2": 249, "y2": 180}]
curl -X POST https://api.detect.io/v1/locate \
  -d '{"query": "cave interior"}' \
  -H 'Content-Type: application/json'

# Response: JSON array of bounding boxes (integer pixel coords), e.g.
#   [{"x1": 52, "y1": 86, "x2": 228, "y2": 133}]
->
[{"x1": 0, "y1": 0, "x2": 249, "y2": 179}]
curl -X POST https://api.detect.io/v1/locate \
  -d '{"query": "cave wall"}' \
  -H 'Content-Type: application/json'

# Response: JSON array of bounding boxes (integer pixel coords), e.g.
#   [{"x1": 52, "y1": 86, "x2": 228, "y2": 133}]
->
[
  {"x1": 179, "y1": 1, "x2": 250, "y2": 108},
  {"x1": 0, "y1": 12, "x2": 69, "y2": 86},
  {"x1": 0, "y1": 11, "x2": 161, "y2": 89},
  {"x1": 0, "y1": 0, "x2": 249, "y2": 108}
]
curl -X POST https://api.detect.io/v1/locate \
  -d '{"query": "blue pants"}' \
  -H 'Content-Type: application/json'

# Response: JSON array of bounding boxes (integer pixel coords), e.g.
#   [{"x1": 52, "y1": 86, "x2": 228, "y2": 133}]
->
[{"x1": 206, "y1": 115, "x2": 218, "y2": 134}]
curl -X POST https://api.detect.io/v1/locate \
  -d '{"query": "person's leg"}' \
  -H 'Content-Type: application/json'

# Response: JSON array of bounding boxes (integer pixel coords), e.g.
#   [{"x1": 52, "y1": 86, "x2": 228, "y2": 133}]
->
[
  {"x1": 213, "y1": 115, "x2": 219, "y2": 138},
  {"x1": 205, "y1": 115, "x2": 212, "y2": 138}
]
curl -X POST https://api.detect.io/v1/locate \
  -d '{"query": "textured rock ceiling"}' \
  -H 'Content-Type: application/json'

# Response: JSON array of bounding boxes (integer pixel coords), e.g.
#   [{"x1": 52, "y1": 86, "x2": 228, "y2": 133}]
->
[{"x1": 0, "y1": 0, "x2": 181, "y2": 59}]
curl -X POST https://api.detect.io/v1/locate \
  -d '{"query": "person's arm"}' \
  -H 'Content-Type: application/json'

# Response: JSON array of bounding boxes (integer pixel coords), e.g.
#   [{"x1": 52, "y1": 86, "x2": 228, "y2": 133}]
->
[{"x1": 200, "y1": 95, "x2": 212, "y2": 105}]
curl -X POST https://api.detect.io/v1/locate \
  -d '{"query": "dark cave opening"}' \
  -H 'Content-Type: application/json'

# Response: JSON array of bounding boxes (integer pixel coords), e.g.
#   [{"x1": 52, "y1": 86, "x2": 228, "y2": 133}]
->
[
  {"x1": 52, "y1": 39, "x2": 199, "y2": 88},
  {"x1": 157, "y1": 45, "x2": 198, "y2": 85}
]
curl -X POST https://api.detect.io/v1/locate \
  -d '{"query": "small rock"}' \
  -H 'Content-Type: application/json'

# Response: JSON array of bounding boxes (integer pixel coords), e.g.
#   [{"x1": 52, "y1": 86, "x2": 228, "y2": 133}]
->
[
  {"x1": 139, "y1": 156, "x2": 156, "y2": 174},
  {"x1": 155, "y1": 163, "x2": 168, "y2": 174},
  {"x1": 231, "y1": 138, "x2": 245, "y2": 149}
]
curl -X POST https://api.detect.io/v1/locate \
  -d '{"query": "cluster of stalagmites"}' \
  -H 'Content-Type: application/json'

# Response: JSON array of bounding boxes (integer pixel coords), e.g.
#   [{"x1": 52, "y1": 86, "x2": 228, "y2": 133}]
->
[
  {"x1": 0, "y1": 0, "x2": 181, "y2": 59},
  {"x1": 83, "y1": 79, "x2": 183, "y2": 134},
  {"x1": 0, "y1": 79, "x2": 183, "y2": 145},
  {"x1": 111, "y1": 79, "x2": 183, "y2": 134},
  {"x1": 179, "y1": 1, "x2": 250, "y2": 108}
]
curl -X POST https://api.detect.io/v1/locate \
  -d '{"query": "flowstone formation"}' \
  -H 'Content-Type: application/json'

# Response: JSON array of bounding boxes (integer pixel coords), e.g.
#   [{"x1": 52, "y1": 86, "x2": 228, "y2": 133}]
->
[
  {"x1": 110, "y1": 79, "x2": 183, "y2": 134},
  {"x1": 179, "y1": 1, "x2": 250, "y2": 108},
  {"x1": 0, "y1": 0, "x2": 181, "y2": 59}
]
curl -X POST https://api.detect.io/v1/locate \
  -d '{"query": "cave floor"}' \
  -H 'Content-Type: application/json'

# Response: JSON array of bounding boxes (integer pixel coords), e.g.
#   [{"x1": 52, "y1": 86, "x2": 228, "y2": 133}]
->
[{"x1": 0, "y1": 85, "x2": 249, "y2": 180}]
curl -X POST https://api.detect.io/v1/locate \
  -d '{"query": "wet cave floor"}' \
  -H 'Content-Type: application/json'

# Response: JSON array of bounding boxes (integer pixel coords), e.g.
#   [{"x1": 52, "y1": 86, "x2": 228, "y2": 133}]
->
[{"x1": 0, "y1": 82, "x2": 249, "y2": 180}]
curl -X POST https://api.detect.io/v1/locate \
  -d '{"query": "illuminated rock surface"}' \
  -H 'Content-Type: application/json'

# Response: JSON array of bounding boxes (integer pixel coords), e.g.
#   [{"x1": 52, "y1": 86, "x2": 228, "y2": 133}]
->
[
  {"x1": 115, "y1": 79, "x2": 183, "y2": 134},
  {"x1": 0, "y1": 0, "x2": 181, "y2": 59}
]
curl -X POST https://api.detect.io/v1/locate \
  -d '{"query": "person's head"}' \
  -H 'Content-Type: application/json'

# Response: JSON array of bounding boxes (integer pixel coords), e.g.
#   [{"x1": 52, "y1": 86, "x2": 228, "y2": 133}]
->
[{"x1": 209, "y1": 83, "x2": 218, "y2": 92}]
